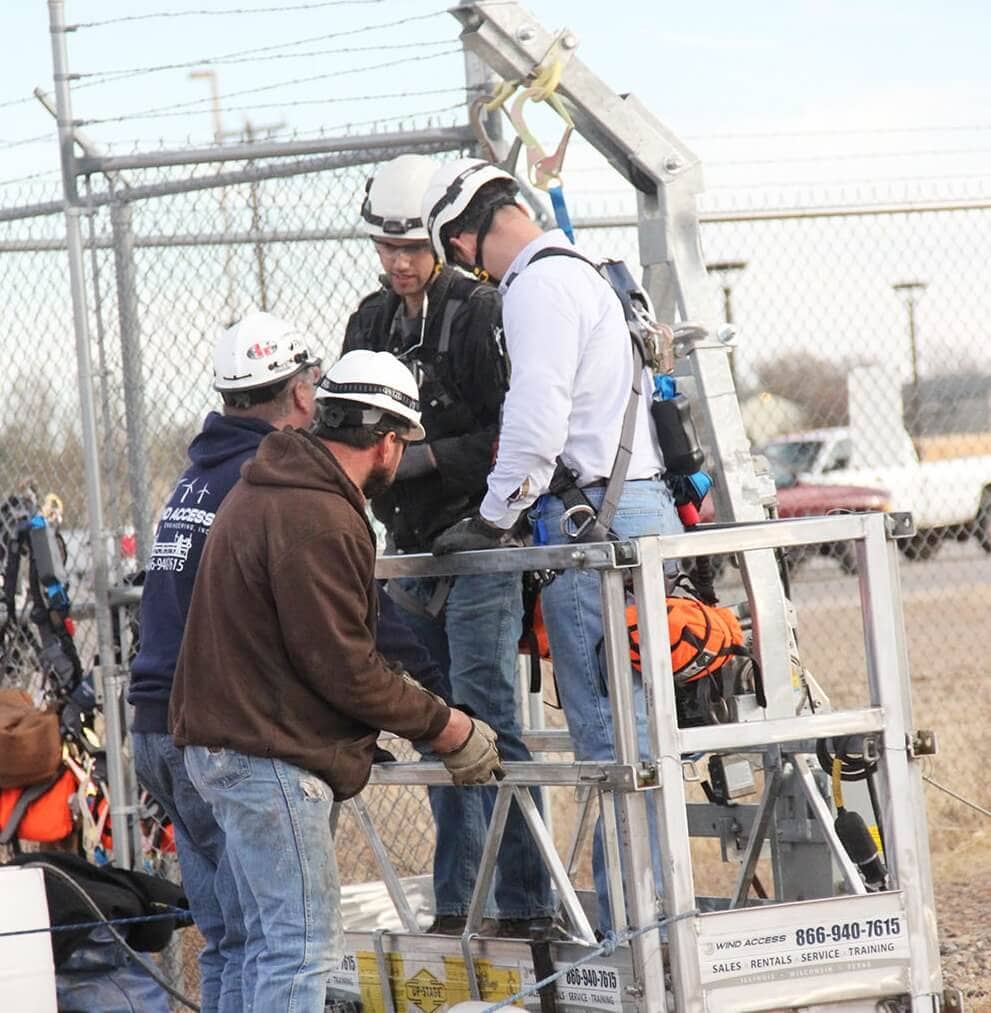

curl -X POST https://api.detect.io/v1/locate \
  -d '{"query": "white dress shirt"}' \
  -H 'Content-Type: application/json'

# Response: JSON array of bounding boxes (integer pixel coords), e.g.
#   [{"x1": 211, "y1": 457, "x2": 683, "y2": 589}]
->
[{"x1": 480, "y1": 229, "x2": 665, "y2": 528}]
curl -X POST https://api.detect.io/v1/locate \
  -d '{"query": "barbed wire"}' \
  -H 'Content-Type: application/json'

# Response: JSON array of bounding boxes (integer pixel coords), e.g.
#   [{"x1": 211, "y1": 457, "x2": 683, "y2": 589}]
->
[
  {"x1": 94, "y1": 85, "x2": 466, "y2": 125},
  {"x1": 689, "y1": 122, "x2": 991, "y2": 141},
  {"x1": 75, "y1": 38, "x2": 454, "y2": 89},
  {"x1": 78, "y1": 47, "x2": 461, "y2": 127},
  {"x1": 0, "y1": 133, "x2": 53, "y2": 152},
  {"x1": 71, "y1": 0, "x2": 387, "y2": 29}
]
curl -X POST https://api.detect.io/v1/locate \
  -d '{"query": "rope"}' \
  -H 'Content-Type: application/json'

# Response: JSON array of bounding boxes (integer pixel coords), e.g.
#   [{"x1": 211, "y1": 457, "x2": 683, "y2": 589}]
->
[
  {"x1": 478, "y1": 909, "x2": 699, "y2": 1011},
  {"x1": 923, "y1": 775, "x2": 991, "y2": 819},
  {"x1": 0, "y1": 907, "x2": 192, "y2": 941}
]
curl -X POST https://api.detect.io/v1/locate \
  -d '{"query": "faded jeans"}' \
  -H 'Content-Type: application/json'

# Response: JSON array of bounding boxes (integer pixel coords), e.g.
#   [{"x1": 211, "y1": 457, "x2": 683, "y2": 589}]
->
[
  {"x1": 132, "y1": 731, "x2": 244, "y2": 1013},
  {"x1": 532, "y1": 477, "x2": 682, "y2": 931},
  {"x1": 184, "y1": 747, "x2": 343, "y2": 1013},
  {"x1": 393, "y1": 571, "x2": 553, "y2": 920}
]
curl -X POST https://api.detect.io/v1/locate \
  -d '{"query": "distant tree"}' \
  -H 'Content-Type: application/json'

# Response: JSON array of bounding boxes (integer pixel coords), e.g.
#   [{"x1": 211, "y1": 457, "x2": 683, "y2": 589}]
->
[{"x1": 755, "y1": 352, "x2": 850, "y2": 428}]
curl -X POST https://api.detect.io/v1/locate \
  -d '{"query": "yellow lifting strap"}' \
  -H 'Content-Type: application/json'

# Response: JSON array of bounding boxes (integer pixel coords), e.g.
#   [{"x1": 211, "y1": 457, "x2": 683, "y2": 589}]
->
[{"x1": 469, "y1": 40, "x2": 576, "y2": 191}]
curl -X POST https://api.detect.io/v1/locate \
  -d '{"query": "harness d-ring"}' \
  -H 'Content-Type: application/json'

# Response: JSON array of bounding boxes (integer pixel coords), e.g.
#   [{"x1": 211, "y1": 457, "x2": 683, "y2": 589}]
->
[{"x1": 560, "y1": 503, "x2": 597, "y2": 541}]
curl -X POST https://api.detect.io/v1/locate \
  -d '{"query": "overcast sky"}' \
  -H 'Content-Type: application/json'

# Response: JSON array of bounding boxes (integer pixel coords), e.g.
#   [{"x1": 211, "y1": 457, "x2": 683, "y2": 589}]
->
[
  {"x1": 3, "y1": 0, "x2": 991, "y2": 201},
  {"x1": 3, "y1": 0, "x2": 990, "y2": 398}
]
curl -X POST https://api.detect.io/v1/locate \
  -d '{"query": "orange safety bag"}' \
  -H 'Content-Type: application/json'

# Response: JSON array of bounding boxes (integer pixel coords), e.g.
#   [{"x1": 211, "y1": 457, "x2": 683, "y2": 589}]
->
[
  {"x1": 627, "y1": 596, "x2": 748, "y2": 684},
  {"x1": 0, "y1": 767, "x2": 77, "y2": 843}
]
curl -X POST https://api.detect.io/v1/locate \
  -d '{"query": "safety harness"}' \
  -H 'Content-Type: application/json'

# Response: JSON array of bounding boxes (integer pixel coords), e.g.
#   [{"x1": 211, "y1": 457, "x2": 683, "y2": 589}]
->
[
  {"x1": 3, "y1": 509, "x2": 82, "y2": 703},
  {"x1": 507, "y1": 246, "x2": 651, "y2": 543}
]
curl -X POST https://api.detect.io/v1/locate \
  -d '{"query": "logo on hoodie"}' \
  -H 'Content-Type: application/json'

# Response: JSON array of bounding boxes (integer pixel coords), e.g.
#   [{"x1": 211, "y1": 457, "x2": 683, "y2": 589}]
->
[{"x1": 246, "y1": 341, "x2": 277, "y2": 360}]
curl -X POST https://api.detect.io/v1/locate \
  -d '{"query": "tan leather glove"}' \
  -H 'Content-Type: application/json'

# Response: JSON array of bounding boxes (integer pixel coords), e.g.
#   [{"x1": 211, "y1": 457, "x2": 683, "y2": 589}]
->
[{"x1": 440, "y1": 719, "x2": 505, "y2": 785}]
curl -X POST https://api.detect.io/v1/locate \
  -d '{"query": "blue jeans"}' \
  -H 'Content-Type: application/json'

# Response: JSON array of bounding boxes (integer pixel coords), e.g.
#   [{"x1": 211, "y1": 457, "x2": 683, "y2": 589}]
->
[
  {"x1": 533, "y1": 478, "x2": 682, "y2": 931},
  {"x1": 184, "y1": 747, "x2": 343, "y2": 1013},
  {"x1": 132, "y1": 732, "x2": 244, "y2": 1013},
  {"x1": 393, "y1": 571, "x2": 553, "y2": 919}
]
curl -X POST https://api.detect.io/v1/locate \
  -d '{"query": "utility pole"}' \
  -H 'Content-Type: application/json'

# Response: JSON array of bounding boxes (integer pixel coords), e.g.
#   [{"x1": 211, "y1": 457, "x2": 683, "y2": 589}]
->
[
  {"x1": 706, "y1": 260, "x2": 748, "y2": 391},
  {"x1": 892, "y1": 279, "x2": 927, "y2": 425},
  {"x1": 190, "y1": 69, "x2": 237, "y2": 322}
]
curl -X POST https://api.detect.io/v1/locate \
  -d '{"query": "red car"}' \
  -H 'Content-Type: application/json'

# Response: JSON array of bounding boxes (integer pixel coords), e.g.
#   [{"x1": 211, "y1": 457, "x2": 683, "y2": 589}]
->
[{"x1": 697, "y1": 476, "x2": 891, "y2": 574}]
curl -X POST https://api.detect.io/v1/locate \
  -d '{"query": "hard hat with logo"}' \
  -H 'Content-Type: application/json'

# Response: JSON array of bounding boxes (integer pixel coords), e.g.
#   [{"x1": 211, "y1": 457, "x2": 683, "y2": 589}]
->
[
  {"x1": 360, "y1": 154, "x2": 439, "y2": 241},
  {"x1": 316, "y1": 349, "x2": 426, "y2": 442},
  {"x1": 421, "y1": 157, "x2": 518, "y2": 265},
  {"x1": 214, "y1": 311, "x2": 321, "y2": 403}
]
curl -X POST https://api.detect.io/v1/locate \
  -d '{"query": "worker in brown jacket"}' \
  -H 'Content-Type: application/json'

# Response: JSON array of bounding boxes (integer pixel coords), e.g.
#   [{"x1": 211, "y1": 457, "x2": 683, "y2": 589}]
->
[{"x1": 170, "y1": 349, "x2": 502, "y2": 1012}]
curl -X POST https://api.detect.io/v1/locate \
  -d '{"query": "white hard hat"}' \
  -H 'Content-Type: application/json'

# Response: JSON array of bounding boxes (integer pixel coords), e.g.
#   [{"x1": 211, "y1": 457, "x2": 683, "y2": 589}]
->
[
  {"x1": 422, "y1": 157, "x2": 518, "y2": 263},
  {"x1": 316, "y1": 349, "x2": 426, "y2": 442},
  {"x1": 360, "y1": 154, "x2": 439, "y2": 241},
  {"x1": 214, "y1": 311, "x2": 321, "y2": 395}
]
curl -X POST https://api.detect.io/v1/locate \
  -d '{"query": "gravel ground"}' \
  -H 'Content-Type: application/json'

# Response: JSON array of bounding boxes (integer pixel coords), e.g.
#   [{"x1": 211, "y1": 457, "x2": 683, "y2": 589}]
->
[{"x1": 933, "y1": 841, "x2": 991, "y2": 1011}]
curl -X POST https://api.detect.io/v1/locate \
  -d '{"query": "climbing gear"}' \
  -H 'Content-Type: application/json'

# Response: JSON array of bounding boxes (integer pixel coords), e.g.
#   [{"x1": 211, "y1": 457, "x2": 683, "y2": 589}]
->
[
  {"x1": 422, "y1": 157, "x2": 519, "y2": 270},
  {"x1": 316, "y1": 349, "x2": 426, "y2": 441},
  {"x1": 360, "y1": 154, "x2": 439, "y2": 240},
  {"x1": 626, "y1": 596, "x2": 748, "y2": 685},
  {"x1": 213, "y1": 311, "x2": 321, "y2": 402},
  {"x1": 3, "y1": 508, "x2": 83, "y2": 704}
]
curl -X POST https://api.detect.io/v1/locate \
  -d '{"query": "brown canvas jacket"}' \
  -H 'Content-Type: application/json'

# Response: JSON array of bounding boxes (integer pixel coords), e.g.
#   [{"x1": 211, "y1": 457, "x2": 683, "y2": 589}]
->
[{"x1": 169, "y1": 428, "x2": 450, "y2": 799}]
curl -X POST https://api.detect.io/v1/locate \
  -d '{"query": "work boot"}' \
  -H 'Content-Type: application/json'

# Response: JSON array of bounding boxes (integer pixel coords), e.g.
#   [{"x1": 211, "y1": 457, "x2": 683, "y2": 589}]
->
[
  {"x1": 495, "y1": 916, "x2": 568, "y2": 941},
  {"x1": 426, "y1": 914, "x2": 499, "y2": 935}
]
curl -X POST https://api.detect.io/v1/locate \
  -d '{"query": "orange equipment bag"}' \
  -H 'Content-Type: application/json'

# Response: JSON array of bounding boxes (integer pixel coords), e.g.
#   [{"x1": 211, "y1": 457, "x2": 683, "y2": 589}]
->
[
  {"x1": 0, "y1": 767, "x2": 76, "y2": 843},
  {"x1": 628, "y1": 596, "x2": 748, "y2": 685}
]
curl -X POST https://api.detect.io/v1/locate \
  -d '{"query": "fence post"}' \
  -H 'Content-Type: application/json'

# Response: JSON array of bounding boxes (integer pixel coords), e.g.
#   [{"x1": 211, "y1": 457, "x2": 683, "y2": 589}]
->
[
  {"x1": 48, "y1": 0, "x2": 142, "y2": 869},
  {"x1": 110, "y1": 199, "x2": 153, "y2": 566}
]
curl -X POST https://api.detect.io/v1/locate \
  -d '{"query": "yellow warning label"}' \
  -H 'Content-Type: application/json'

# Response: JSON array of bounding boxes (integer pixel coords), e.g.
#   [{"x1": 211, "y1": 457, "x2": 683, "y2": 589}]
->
[
  {"x1": 404, "y1": 968, "x2": 447, "y2": 1013},
  {"x1": 357, "y1": 950, "x2": 404, "y2": 1013},
  {"x1": 443, "y1": 955, "x2": 523, "y2": 1007}
]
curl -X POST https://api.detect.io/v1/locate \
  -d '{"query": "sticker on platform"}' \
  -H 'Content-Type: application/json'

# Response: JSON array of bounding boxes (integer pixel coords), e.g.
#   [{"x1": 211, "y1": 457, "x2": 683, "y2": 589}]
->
[
  {"x1": 326, "y1": 951, "x2": 359, "y2": 998},
  {"x1": 404, "y1": 967, "x2": 447, "y2": 1013},
  {"x1": 698, "y1": 894, "x2": 912, "y2": 992},
  {"x1": 544, "y1": 962, "x2": 623, "y2": 1011}
]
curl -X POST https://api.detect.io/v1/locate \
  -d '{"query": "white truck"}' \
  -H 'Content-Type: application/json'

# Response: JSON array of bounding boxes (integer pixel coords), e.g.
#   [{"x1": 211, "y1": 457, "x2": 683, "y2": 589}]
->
[{"x1": 760, "y1": 366, "x2": 991, "y2": 558}]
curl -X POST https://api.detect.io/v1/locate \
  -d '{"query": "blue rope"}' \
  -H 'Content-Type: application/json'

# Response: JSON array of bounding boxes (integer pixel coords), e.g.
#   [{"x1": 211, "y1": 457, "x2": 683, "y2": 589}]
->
[
  {"x1": 549, "y1": 185, "x2": 575, "y2": 243},
  {"x1": 479, "y1": 909, "x2": 698, "y2": 1011},
  {"x1": 0, "y1": 906, "x2": 192, "y2": 940}
]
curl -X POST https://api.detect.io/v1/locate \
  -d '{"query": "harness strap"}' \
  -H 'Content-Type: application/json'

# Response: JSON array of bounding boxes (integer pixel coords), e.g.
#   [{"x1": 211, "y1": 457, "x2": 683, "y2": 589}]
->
[
  {"x1": 519, "y1": 246, "x2": 646, "y2": 541},
  {"x1": 436, "y1": 298, "x2": 463, "y2": 357},
  {"x1": 385, "y1": 578, "x2": 453, "y2": 621}
]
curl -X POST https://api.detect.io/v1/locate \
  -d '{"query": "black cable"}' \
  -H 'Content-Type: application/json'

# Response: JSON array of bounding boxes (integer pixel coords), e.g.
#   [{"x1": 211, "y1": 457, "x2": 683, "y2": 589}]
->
[{"x1": 23, "y1": 861, "x2": 199, "y2": 1012}]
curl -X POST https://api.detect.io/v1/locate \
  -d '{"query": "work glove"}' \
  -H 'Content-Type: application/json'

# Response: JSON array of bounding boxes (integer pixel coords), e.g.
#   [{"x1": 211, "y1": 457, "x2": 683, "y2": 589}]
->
[
  {"x1": 432, "y1": 513, "x2": 520, "y2": 556},
  {"x1": 440, "y1": 718, "x2": 505, "y2": 785},
  {"x1": 395, "y1": 443, "x2": 437, "y2": 482}
]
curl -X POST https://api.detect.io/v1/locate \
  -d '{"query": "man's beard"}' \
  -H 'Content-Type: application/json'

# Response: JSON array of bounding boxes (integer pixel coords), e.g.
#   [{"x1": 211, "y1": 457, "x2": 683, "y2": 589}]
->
[{"x1": 362, "y1": 463, "x2": 395, "y2": 499}]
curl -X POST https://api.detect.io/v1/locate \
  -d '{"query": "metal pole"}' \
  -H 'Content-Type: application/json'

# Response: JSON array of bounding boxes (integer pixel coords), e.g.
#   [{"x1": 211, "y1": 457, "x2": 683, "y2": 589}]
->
[
  {"x1": 244, "y1": 120, "x2": 270, "y2": 311},
  {"x1": 48, "y1": 0, "x2": 139, "y2": 869},
  {"x1": 892, "y1": 280, "x2": 926, "y2": 424},
  {"x1": 190, "y1": 68, "x2": 236, "y2": 321},
  {"x1": 111, "y1": 200, "x2": 153, "y2": 566},
  {"x1": 460, "y1": 0, "x2": 503, "y2": 152}
]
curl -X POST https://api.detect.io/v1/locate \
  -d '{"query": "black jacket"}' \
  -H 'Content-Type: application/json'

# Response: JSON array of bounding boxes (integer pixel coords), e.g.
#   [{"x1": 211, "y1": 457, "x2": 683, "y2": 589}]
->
[{"x1": 343, "y1": 268, "x2": 507, "y2": 551}]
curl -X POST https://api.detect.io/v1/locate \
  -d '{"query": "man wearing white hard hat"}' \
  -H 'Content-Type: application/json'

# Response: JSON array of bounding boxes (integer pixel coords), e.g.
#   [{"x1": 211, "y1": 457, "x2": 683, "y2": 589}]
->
[
  {"x1": 344, "y1": 154, "x2": 553, "y2": 937},
  {"x1": 424, "y1": 158, "x2": 683, "y2": 933},
  {"x1": 171, "y1": 348, "x2": 503, "y2": 1011},
  {"x1": 130, "y1": 310, "x2": 321, "y2": 1012}
]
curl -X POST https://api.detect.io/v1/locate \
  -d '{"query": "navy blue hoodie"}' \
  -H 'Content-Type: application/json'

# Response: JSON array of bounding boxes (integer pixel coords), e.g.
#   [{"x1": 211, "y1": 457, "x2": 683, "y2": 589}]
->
[{"x1": 129, "y1": 412, "x2": 450, "y2": 733}]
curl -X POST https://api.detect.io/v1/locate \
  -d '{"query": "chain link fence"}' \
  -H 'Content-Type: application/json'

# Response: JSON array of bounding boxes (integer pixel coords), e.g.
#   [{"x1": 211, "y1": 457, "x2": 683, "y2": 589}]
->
[{"x1": 2, "y1": 138, "x2": 990, "y2": 1004}]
